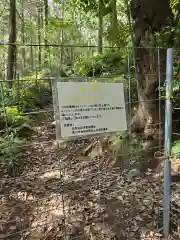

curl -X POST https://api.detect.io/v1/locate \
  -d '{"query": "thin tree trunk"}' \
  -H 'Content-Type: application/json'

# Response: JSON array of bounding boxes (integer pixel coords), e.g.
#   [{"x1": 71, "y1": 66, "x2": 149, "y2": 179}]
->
[
  {"x1": 98, "y1": 0, "x2": 103, "y2": 54},
  {"x1": 44, "y1": 0, "x2": 48, "y2": 66},
  {"x1": 131, "y1": 0, "x2": 173, "y2": 139},
  {"x1": 21, "y1": 0, "x2": 25, "y2": 68},
  {"x1": 37, "y1": 6, "x2": 42, "y2": 70},
  {"x1": 7, "y1": 0, "x2": 17, "y2": 88},
  {"x1": 30, "y1": 15, "x2": 34, "y2": 70},
  {"x1": 60, "y1": 0, "x2": 64, "y2": 65}
]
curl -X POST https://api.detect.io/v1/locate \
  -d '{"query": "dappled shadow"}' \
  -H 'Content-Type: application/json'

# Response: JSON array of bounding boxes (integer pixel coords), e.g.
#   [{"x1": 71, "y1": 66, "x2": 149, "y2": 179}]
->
[{"x1": 0, "y1": 125, "x2": 165, "y2": 239}]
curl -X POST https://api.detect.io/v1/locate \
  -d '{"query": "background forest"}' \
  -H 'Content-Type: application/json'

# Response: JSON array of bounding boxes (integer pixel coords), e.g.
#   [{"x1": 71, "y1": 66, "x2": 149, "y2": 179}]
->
[
  {"x1": 1, "y1": 1, "x2": 180, "y2": 239},
  {"x1": 0, "y1": 0, "x2": 180, "y2": 171}
]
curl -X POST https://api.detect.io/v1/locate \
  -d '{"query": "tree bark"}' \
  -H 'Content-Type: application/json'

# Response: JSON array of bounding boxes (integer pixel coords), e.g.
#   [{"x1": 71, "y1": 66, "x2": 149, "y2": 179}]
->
[
  {"x1": 44, "y1": 0, "x2": 48, "y2": 66},
  {"x1": 110, "y1": 0, "x2": 119, "y2": 46},
  {"x1": 37, "y1": 6, "x2": 42, "y2": 70},
  {"x1": 7, "y1": 0, "x2": 17, "y2": 88},
  {"x1": 21, "y1": 0, "x2": 25, "y2": 68},
  {"x1": 131, "y1": 0, "x2": 173, "y2": 138},
  {"x1": 30, "y1": 15, "x2": 34, "y2": 69},
  {"x1": 98, "y1": 0, "x2": 103, "y2": 54}
]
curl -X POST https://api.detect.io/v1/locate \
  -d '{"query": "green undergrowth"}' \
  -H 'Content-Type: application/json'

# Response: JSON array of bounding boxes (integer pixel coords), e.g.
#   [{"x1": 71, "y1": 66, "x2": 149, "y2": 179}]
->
[
  {"x1": 74, "y1": 50, "x2": 138, "y2": 104},
  {"x1": 0, "y1": 71, "x2": 52, "y2": 112},
  {"x1": 171, "y1": 140, "x2": 180, "y2": 157},
  {"x1": 0, "y1": 134, "x2": 25, "y2": 175},
  {"x1": 0, "y1": 70, "x2": 52, "y2": 174},
  {"x1": 74, "y1": 51, "x2": 128, "y2": 77},
  {"x1": 1, "y1": 50, "x2": 180, "y2": 175}
]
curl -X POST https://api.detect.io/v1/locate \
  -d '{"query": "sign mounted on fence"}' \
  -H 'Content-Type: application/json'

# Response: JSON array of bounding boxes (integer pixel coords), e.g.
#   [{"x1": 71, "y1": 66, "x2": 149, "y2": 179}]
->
[{"x1": 56, "y1": 81, "x2": 127, "y2": 138}]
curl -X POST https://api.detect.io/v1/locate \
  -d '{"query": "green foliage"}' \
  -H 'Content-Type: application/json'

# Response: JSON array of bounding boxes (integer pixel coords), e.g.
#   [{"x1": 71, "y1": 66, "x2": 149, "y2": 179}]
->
[
  {"x1": 0, "y1": 72, "x2": 51, "y2": 174},
  {"x1": 173, "y1": 58, "x2": 180, "y2": 108},
  {"x1": 74, "y1": 50, "x2": 138, "y2": 102},
  {"x1": 0, "y1": 135, "x2": 25, "y2": 174},
  {"x1": 0, "y1": 71, "x2": 52, "y2": 113},
  {"x1": 74, "y1": 51, "x2": 128, "y2": 77},
  {"x1": 0, "y1": 70, "x2": 52, "y2": 138},
  {"x1": 106, "y1": 22, "x2": 130, "y2": 47},
  {"x1": 171, "y1": 0, "x2": 180, "y2": 14},
  {"x1": 172, "y1": 140, "x2": 180, "y2": 156},
  {"x1": 0, "y1": 106, "x2": 32, "y2": 139},
  {"x1": 77, "y1": 0, "x2": 111, "y2": 15},
  {"x1": 19, "y1": 83, "x2": 52, "y2": 112},
  {"x1": 5, "y1": 107, "x2": 29, "y2": 126}
]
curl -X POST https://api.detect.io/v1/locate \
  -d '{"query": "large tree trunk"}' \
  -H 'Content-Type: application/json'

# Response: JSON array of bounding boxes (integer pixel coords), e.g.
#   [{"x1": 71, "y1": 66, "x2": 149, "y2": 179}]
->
[
  {"x1": 110, "y1": 0, "x2": 119, "y2": 46},
  {"x1": 131, "y1": 0, "x2": 173, "y2": 139},
  {"x1": 7, "y1": 0, "x2": 17, "y2": 88},
  {"x1": 98, "y1": 0, "x2": 103, "y2": 54}
]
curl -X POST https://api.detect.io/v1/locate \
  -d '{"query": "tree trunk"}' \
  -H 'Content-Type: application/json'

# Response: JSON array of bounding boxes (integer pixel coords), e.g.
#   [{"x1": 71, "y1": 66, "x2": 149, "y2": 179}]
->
[
  {"x1": 21, "y1": 0, "x2": 25, "y2": 69},
  {"x1": 131, "y1": 0, "x2": 173, "y2": 139},
  {"x1": 110, "y1": 0, "x2": 119, "y2": 46},
  {"x1": 44, "y1": 0, "x2": 48, "y2": 66},
  {"x1": 37, "y1": 6, "x2": 42, "y2": 70},
  {"x1": 60, "y1": 0, "x2": 64, "y2": 65},
  {"x1": 98, "y1": 0, "x2": 103, "y2": 54},
  {"x1": 30, "y1": 15, "x2": 34, "y2": 70},
  {"x1": 7, "y1": 0, "x2": 17, "y2": 88}
]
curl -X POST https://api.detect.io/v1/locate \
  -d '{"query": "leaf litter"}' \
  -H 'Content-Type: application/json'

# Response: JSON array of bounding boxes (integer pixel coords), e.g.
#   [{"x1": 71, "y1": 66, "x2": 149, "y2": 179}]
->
[{"x1": 0, "y1": 123, "x2": 176, "y2": 240}]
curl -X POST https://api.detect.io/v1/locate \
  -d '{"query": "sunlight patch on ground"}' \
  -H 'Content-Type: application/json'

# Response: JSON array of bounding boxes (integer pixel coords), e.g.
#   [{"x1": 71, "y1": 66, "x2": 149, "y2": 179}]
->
[
  {"x1": 140, "y1": 230, "x2": 162, "y2": 239},
  {"x1": 39, "y1": 170, "x2": 60, "y2": 179}
]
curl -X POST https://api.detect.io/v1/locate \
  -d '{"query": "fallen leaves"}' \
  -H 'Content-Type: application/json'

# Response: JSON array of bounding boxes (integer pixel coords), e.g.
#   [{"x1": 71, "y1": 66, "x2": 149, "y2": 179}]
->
[{"x1": 0, "y1": 124, "x2": 177, "y2": 239}]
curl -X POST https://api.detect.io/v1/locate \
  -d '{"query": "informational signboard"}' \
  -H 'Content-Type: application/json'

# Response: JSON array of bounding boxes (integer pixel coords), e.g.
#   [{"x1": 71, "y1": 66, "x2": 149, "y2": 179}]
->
[{"x1": 56, "y1": 81, "x2": 127, "y2": 138}]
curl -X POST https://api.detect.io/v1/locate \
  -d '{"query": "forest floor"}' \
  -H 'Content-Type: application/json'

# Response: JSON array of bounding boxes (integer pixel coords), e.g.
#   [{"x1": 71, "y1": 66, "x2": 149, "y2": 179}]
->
[{"x1": 0, "y1": 112, "x2": 180, "y2": 239}]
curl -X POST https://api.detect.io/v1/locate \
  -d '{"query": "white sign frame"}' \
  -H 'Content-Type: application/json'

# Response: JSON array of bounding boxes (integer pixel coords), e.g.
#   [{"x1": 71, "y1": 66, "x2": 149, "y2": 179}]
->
[{"x1": 51, "y1": 77, "x2": 129, "y2": 140}]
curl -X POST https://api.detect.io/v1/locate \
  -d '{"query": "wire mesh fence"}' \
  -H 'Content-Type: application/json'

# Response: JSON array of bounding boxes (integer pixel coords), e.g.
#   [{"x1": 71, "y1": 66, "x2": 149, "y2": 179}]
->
[{"x1": 0, "y1": 44, "x2": 179, "y2": 239}]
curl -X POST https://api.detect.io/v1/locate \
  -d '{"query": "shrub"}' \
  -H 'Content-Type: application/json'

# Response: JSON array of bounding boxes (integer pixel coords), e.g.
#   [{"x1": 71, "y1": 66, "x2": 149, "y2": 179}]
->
[
  {"x1": 0, "y1": 106, "x2": 31, "y2": 135},
  {"x1": 0, "y1": 70, "x2": 52, "y2": 134},
  {"x1": 73, "y1": 50, "x2": 138, "y2": 104},
  {"x1": 0, "y1": 83, "x2": 52, "y2": 137},
  {"x1": 0, "y1": 135, "x2": 25, "y2": 175},
  {"x1": 0, "y1": 70, "x2": 52, "y2": 112},
  {"x1": 6, "y1": 106, "x2": 30, "y2": 126},
  {"x1": 173, "y1": 58, "x2": 180, "y2": 109},
  {"x1": 0, "y1": 85, "x2": 17, "y2": 108},
  {"x1": 74, "y1": 50, "x2": 129, "y2": 77},
  {"x1": 19, "y1": 83, "x2": 52, "y2": 112}
]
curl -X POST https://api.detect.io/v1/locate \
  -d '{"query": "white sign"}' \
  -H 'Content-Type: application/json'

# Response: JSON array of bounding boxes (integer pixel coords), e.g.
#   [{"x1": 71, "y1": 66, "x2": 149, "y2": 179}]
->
[{"x1": 57, "y1": 81, "x2": 127, "y2": 138}]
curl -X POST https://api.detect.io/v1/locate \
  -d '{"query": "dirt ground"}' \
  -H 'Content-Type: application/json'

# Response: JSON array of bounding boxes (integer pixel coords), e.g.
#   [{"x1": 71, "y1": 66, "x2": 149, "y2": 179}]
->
[{"x1": 0, "y1": 121, "x2": 180, "y2": 239}]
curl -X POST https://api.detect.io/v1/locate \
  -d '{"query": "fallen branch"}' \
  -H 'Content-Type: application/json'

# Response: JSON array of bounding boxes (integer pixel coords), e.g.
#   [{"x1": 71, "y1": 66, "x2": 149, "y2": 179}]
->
[{"x1": 82, "y1": 140, "x2": 98, "y2": 156}]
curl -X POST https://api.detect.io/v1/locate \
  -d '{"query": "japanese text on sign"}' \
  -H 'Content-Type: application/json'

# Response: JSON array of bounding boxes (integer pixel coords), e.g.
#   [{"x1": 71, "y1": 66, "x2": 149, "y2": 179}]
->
[{"x1": 57, "y1": 82, "x2": 127, "y2": 137}]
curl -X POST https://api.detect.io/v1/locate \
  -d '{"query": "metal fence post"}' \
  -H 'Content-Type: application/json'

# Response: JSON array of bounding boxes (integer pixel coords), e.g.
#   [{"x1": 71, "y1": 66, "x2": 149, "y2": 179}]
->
[{"x1": 163, "y1": 48, "x2": 173, "y2": 239}]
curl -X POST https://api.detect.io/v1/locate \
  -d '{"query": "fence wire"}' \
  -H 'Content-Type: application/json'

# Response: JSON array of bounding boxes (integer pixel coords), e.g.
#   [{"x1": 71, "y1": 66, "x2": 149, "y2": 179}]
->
[{"x1": 0, "y1": 44, "x2": 179, "y2": 240}]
